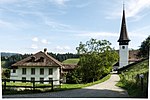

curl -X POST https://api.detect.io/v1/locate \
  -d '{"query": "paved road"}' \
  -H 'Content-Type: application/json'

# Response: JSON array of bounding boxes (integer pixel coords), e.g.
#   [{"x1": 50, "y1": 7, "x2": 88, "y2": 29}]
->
[{"x1": 3, "y1": 74, "x2": 129, "y2": 98}]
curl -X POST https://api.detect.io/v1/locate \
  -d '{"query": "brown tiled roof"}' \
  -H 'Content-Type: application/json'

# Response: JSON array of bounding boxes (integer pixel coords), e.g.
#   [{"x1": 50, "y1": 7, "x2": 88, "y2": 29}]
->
[
  {"x1": 129, "y1": 50, "x2": 140, "y2": 60},
  {"x1": 62, "y1": 64, "x2": 78, "y2": 70},
  {"x1": 12, "y1": 51, "x2": 63, "y2": 67}
]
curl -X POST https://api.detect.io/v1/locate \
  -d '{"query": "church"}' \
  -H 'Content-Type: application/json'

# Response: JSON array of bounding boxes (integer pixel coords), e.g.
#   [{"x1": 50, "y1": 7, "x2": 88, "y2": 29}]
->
[
  {"x1": 114, "y1": 5, "x2": 141, "y2": 70},
  {"x1": 118, "y1": 5, "x2": 130, "y2": 68}
]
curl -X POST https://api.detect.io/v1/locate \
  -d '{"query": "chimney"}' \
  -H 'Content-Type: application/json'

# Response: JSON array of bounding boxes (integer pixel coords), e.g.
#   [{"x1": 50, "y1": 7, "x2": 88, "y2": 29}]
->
[{"x1": 44, "y1": 48, "x2": 47, "y2": 54}]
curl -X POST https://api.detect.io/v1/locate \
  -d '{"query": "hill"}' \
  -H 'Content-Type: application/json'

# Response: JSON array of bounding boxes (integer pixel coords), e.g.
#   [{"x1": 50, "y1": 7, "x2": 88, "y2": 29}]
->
[
  {"x1": 1, "y1": 52, "x2": 19, "y2": 57},
  {"x1": 62, "y1": 58, "x2": 79, "y2": 65},
  {"x1": 116, "y1": 59, "x2": 149, "y2": 98}
]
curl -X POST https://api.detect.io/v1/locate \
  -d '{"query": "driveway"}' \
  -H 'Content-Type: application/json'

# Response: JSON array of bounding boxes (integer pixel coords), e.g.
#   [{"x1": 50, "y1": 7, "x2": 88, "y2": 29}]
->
[{"x1": 3, "y1": 74, "x2": 129, "y2": 98}]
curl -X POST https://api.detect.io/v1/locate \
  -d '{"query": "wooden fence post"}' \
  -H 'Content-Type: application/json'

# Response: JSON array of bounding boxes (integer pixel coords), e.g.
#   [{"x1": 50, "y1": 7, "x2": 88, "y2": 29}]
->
[
  {"x1": 139, "y1": 74, "x2": 144, "y2": 91},
  {"x1": 3, "y1": 79, "x2": 6, "y2": 92},
  {"x1": 141, "y1": 77, "x2": 143, "y2": 91},
  {"x1": 51, "y1": 80, "x2": 54, "y2": 91},
  {"x1": 32, "y1": 81, "x2": 35, "y2": 91},
  {"x1": 4, "y1": 79, "x2": 6, "y2": 90}
]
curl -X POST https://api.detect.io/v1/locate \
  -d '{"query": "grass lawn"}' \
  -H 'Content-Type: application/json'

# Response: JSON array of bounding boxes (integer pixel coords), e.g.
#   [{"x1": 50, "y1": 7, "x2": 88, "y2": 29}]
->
[
  {"x1": 62, "y1": 58, "x2": 79, "y2": 65},
  {"x1": 3, "y1": 74, "x2": 111, "y2": 95},
  {"x1": 116, "y1": 59, "x2": 149, "y2": 98},
  {"x1": 3, "y1": 82, "x2": 52, "y2": 87}
]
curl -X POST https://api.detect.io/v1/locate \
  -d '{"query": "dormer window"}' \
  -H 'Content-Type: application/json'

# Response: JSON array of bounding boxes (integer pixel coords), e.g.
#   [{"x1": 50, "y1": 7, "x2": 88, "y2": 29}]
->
[
  {"x1": 31, "y1": 56, "x2": 36, "y2": 62},
  {"x1": 40, "y1": 57, "x2": 44, "y2": 62}
]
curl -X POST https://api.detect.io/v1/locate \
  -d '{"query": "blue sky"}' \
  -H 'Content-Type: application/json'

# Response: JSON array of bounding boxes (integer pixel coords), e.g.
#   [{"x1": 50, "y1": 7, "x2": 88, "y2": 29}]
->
[{"x1": 0, "y1": 0, "x2": 150, "y2": 54}]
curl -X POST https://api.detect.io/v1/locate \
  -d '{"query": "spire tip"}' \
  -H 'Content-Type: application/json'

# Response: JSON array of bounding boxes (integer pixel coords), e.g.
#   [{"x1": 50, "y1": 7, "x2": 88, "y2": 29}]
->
[{"x1": 123, "y1": 0, "x2": 125, "y2": 10}]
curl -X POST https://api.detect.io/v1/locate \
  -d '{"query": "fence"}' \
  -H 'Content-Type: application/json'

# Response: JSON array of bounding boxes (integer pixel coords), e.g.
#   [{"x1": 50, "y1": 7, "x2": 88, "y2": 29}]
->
[{"x1": 2, "y1": 79, "x2": 60, "y2": 92}]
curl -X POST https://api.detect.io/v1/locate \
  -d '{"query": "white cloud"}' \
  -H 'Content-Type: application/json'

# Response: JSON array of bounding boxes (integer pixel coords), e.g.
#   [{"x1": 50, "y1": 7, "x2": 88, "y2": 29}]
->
[
  {"x1": 41, "y1": 39, "x2": 50, "y2": 44},
  {"x1": 55, "y1": 46, "x2": 63, "y2": 50},
  {"x1": 75, "y1": 2, "x2": 91, "y2": 8},
  {"x1": 31, "y1": 44, "x2": 38, "y2": 49},
  {"x1": 32, "y1": 37, "x2": 39, "y2": 42},
  {"x1": 44, "y1": 19, "x2": 71, "y2": 30},
  {"x1": 55, "y1": 46, "x2": 71, "y2": 52},
  {"x1": 126, "y1": 0, "x2": 150, "y2": 18},
  {"x1": 76, "y1": 30, "x2": 148, "y2": 39},
  {"x1": 76, "y1": 32, "x2": 118, "y2": 38},
  {"x1": 64, "y1": 46, "x2": 71, "y2": 50},
  {"x1": 106, "y1": 0, "x2": 150, "y2": 20},
  {"x1": 0, "y1": 19, "x2": 17, "y2": 29},
  {"x1": 129, "y1": 25, "x2": 150, "y2": 38},
  {"x1": 0, "y1": 0, "x2": 18, "y2": 4},
  {"x1": 49, "y1": 0, "x2": 70, "y2": 6},
  {"x1": 53, "y1": 45, "x2": 76, "y2": 54},
  {"x1": 32, "y1": 37, "x2": 50, "y2": 45}
]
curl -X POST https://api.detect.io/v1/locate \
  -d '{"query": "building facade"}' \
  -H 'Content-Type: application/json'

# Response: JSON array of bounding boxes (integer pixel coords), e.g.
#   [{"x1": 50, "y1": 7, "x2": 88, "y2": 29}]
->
[
  {"x1": 10, "y1": 48, "x2": 78, "y2": 84},
  {"x1": 10, "y1": 67, "x2": 60, "y2": 85},
  {"x1": 10, "y1": 49, "x2": 61, "y2": 85}
]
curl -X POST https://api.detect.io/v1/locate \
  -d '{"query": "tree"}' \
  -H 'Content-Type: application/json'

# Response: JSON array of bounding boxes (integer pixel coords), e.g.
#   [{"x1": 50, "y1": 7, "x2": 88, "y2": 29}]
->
[
  {"x1": 2, "y1": 69, "x2": 10, "y2": 79},
  {"x1": 138, "y1": 35, "x2": 150, "y2": 58},
  {"x1": 76, "y1": 38, "x2": 118, "y2": 83},
  {"x1": 66, "y1": 68, "x2": 82, "y2": 84}
]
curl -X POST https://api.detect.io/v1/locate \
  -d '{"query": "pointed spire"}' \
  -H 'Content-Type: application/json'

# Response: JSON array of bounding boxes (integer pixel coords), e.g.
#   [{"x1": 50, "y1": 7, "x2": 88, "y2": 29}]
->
[
  {"x1": 123, "y1": 0, "x2": 125, "y2": 10},
  {"x1": 118, "y1": 3, "x2": 130, "y2": 45}
]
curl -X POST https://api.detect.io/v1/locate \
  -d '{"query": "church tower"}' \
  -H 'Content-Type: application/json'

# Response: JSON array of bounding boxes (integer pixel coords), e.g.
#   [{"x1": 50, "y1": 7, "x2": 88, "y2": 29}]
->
[{"x1": 118, "y1": 5, "x2": 130, "y2": 68}]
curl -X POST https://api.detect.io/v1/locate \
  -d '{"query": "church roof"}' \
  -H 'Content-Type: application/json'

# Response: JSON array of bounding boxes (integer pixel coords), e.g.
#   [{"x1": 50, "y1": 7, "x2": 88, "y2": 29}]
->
[{"x1": 118, "y1": 7, "x2": 130, "y2": 44}]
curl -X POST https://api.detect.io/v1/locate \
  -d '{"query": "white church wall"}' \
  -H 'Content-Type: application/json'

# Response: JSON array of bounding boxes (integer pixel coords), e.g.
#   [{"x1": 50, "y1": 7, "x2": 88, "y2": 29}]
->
[{"x1": 119, "y1": 45, "x2": 129, "y2": 68}]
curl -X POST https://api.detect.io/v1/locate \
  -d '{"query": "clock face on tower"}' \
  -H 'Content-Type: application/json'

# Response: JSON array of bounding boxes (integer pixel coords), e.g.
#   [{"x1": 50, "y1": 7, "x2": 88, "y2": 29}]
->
[{"x1": 122, "y1": 46, "x2": 125, "y2": 49}]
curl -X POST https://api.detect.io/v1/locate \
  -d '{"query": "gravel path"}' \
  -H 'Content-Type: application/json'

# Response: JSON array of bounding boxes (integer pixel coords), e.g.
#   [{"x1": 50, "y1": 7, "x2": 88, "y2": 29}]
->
[{"x1": 3, "y1": 74, "x2": 129, "y2": 98}]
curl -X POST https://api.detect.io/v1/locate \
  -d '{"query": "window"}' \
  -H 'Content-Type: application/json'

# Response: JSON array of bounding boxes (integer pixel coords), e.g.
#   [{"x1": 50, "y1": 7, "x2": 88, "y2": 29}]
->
[
  {"x1": 40, "y1": 57, "x2": 44, "y2": 62},
  {"x1": 40, "y1": 78, "x2": 44, "y2": 84},
  {"x1": 31, "y1": 68, "x2": 35, "y2": 75},
  {"x1": 122, "y1": 46, "x2": 125, "y2": 49},
  {"x1": 22, "y1": 68, "x2": 26, "y2": 75},
  {"x1": 49, "y1": 78, "x2": 53, "y2": 83},
  {"x1": 31, "y1": 77, "x2": 35, "y2": 82},
  {"x1": 31, "y1": 56, "x2": 35, "y2": 62},
  {"x1": 40, "y1": 68, "x2": 44, "y2": 75},
  {"x1": 49, "y1": 68, "x2": 53, "y2": 75},
  {"x1": 22, "y1": 77, "x2": 26, "y2": 83},
  {"x1": 13, "y1": 69, "x2": 16, "y2": 73}
]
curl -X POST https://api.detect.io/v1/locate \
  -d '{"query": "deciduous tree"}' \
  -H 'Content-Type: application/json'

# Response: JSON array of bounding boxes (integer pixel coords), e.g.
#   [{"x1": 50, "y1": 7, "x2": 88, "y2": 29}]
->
[
  {"x1": 76, "y1": 38, "x2": 118, "y2": 83},
  {"x1": 138, "y1": 35, "x2": 150, "y2": 58}
]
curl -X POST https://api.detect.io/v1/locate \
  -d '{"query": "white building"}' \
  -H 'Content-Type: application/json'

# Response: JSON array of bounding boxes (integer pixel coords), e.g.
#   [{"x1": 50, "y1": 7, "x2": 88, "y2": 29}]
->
[{"x1": 10, "y1": 48, "x2": 62, "y2": 85}]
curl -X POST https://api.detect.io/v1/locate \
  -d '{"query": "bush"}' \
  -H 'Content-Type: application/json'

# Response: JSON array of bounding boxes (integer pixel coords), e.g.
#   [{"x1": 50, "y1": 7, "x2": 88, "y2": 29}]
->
[
  {"x1": 2, "y1": 69, "x2": 10, "y2": 79},
  {"x1": 66, "y1": 68, "x2": 82, "y2": 84}
]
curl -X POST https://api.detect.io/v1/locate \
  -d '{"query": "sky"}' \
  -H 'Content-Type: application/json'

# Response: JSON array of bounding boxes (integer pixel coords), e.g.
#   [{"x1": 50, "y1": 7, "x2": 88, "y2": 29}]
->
[{"x1": 0, "y1": 0, "x2": 150, "y2": 54}]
